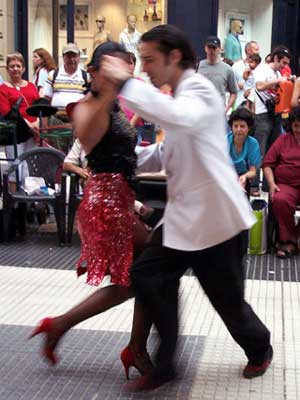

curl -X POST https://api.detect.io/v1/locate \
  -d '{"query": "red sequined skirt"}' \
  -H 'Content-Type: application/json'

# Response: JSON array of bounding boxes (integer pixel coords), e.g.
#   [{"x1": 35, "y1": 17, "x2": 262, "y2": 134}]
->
[{"x1": 76, "y1": 173, "x2": 135, "y2": 287}]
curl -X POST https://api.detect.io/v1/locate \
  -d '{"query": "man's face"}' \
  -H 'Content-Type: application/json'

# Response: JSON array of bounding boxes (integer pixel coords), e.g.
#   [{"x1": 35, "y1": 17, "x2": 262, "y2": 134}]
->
[
  {"x1": 274, "y1": 55, "x2": 290, "y2": 71},
  {"x1": 247, "y1": 43, "x2": 260, "y2": 57},
  {"x1": 127, "y1": 16, "x2": 137, "y2": 30},
  {"x1": 205, "y1": 45, "x2": 220, "y2": 63},
  {"x1": 139, "y1": 41, "x2": 178, "y2": 88},
  {"x1": 63, "y1": 52, "x2": 80, "y2": 70}
]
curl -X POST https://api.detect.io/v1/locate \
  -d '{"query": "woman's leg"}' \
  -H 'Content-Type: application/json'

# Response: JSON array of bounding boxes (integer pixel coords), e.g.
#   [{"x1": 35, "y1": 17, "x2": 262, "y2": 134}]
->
[
  {"x1": 127, "y1": 299, "x2": 152, "y2": 353},
  {"x1": 44, "y1": 284, "x2": 132, "y2": 351},
  {"x1": 272, "y1": 184, "x2": 300, "y2": 243}
]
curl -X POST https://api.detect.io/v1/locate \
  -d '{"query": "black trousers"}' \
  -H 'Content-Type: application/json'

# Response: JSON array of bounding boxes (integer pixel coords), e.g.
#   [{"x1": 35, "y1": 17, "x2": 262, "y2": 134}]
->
[{"x1": 131, "y1": 226, "x2": 270, "y2": 377}]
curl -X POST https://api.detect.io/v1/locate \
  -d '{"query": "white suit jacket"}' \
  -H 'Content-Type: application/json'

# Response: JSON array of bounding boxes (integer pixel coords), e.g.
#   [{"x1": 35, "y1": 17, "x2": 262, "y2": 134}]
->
[{"x1": 121, "y1": 69, "x2": 255, "y2": 251}]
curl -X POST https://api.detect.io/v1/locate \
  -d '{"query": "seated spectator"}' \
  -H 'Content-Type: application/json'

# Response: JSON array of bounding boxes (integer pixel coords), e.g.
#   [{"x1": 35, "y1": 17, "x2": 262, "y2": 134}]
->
[
  {"x1": 263, "y1": 106, "x2": 300, "y2": 258},
  {"x1": 0, "y1": 52, "x2": 39, "y2": 189},
  {"x1": 228, "y1": 107, "x2": 261, "y2": 195},
  {"x1": 63, "y1": 138, "x2": 90, "y2": 187}
]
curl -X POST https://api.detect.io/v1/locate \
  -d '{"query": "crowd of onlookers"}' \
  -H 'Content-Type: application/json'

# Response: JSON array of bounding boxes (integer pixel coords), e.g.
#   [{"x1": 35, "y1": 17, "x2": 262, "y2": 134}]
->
[
  {"x1": 0, "y1": 34, "x2": 300, "y2": 257},
  {"x1": 198, "y1": 35, "x2": 300, "y2": 258}
]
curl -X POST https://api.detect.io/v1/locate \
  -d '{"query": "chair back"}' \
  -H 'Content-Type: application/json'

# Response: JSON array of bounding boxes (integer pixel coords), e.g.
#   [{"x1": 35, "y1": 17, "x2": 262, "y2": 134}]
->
[{"x1": 7, "y1": 147, "x2": 65, "y2": 189}]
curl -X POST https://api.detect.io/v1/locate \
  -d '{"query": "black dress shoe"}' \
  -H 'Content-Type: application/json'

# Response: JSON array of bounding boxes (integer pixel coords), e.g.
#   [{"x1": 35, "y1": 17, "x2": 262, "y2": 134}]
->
[{"x1": 243, "y1": 345, "x2": 273, "y2": 379}]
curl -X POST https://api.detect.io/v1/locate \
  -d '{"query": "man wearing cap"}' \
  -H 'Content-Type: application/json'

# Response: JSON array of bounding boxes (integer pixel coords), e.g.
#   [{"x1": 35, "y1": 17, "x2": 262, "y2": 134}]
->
[
  {"x1": 198, "y1": 36, "x2": 238, "y2": 114},
  {"x1": 43, "y1": 43, "x2": 87, "y2": 124}
]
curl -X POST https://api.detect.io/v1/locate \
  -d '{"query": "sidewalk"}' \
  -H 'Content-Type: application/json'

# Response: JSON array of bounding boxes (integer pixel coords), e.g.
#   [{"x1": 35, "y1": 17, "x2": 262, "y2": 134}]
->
[{"x1": 0, "y1": 243, "x2": 299, "y2": 399}]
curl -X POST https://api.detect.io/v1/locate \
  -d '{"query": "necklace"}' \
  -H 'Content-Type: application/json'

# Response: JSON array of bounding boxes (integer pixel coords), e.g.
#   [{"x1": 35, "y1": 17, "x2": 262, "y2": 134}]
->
[{"x1": 10, "y1": 80, "x2": 23, "y2": 91}]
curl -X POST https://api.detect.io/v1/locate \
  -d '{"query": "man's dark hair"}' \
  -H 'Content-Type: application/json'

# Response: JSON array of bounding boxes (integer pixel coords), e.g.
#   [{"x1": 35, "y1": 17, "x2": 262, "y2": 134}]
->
[
  {"x1": 270, "y1": 45, "x2": 291, "y2": 62},
  {"x1": 248, "y1": 53, "x2": 261, "y2": 65},
  {"x1": 228, "y1": 106, "x2": 254, "y2": 128},
  {"x1": 140, "y1": 24, "x2": 197, "y2": 70}
]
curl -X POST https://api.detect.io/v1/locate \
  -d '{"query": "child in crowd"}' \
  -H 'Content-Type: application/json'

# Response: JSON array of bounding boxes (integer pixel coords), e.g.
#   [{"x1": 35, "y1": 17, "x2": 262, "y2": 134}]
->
[{"x1": 243, "y1": 53, "x2": 262, "y2": 112}]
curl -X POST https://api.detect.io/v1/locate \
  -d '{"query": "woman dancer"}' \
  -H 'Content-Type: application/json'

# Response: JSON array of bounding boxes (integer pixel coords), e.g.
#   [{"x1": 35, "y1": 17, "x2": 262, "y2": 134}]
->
[{"x1": 30, "y1": 42, "x2": 152, "y2": 379}]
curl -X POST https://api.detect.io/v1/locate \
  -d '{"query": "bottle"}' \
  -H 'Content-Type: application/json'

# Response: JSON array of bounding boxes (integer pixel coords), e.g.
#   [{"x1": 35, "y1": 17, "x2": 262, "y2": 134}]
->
[
  {"x1": 143, "y1": 10, "x2": 149, "y2": 21},
  {"x1": 152, "y1": 5, "x2": 158, "y2": 21}
]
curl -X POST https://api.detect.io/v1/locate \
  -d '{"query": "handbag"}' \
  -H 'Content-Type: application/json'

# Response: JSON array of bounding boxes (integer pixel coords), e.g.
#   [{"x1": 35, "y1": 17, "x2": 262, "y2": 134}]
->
[
  {"x1": 4, "y1": 97, "x2": 34, "y2": 144},
  {"x1": 255, "y1": 90, "x2": 276, "y2": 116}
]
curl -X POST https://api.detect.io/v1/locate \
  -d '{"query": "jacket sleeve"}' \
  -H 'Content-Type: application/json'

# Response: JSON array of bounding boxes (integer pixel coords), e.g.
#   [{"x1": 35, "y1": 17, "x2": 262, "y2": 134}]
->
[
  {"x1": 0, "y1": 86, "x2": 12, "y2": 116},
  {"x1": 120, "y1": 77, "x2": 222, "y2": 134}
]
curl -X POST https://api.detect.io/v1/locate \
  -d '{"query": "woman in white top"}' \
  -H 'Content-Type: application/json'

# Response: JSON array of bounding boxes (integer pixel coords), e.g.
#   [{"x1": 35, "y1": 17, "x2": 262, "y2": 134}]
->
[{"x1": 32, "y1": 48, "x2": 56, "y2": 96}]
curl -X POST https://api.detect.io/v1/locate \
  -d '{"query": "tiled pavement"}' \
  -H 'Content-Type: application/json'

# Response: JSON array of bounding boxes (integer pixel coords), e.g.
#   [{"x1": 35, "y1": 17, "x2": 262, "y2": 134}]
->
[{"x1": 0, "y1": 233, "x2": 300, "y2": 399}]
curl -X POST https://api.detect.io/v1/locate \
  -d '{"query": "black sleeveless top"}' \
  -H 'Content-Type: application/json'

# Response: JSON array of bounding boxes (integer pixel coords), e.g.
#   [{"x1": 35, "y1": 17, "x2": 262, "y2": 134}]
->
[{"x1": 86, "y1": 102, "x2": 137, "y2": 187}]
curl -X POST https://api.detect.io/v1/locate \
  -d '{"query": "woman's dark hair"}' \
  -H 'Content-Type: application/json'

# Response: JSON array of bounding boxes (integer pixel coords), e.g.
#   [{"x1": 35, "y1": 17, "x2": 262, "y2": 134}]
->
[
  {"x1": 88, "y1": 41, "x2": 127, "y2": 70},
  {"x1": 285, "y1": 106, "x2": 300, "y2": 133},
  {"x1": 228, "y1": 106, "x2": 254, "y2": 128},
  {"x1": 124, "y1": 51, "x2": 136, "y2": 66},
  {"x1": 140, "y1": 24, "x2": 197, "y2": 70}
]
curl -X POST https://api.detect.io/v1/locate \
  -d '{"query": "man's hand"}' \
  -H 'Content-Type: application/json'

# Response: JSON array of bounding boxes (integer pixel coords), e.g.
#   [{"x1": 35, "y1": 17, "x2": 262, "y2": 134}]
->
[{"x1": 100, "y1": 55, "x2": 132, "y2": 90}]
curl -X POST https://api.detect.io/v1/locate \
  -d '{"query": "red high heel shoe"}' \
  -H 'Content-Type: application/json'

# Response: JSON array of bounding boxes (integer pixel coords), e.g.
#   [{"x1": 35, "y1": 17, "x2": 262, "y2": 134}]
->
[
  {"x1": 29, "y1": 317, "x2": 62, "y2": 365},
  {"x1": 120, "y1": 346, "x2": 153, "y2": 380}
]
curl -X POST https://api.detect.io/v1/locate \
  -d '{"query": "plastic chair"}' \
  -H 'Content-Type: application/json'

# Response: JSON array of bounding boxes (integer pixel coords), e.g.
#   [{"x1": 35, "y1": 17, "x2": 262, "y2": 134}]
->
[{"x1": 2, "y1": 147, "x2": 67, "y2": 245}]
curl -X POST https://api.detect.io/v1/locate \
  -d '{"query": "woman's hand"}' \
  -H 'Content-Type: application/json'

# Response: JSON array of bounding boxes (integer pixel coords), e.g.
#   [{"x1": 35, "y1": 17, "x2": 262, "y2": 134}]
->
[
  {"x1": 269, "y1": 183, "x2": 280, "y2": 201},
  {"x1": 238, "y1": 174, "x2": 247, "y2": 188},
  {"x1": 24, "y1": 118, "x2": 40, "y2": 143}
]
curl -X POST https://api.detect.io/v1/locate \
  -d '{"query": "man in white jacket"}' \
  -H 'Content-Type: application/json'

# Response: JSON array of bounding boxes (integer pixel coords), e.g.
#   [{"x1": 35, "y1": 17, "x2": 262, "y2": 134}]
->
[{"x1": 101, "y1": 25, "x2": 273, "y2": 391}]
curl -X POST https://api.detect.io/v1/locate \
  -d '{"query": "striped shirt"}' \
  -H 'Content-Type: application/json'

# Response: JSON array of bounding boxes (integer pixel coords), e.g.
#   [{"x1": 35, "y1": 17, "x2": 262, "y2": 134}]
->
[{"x1": 43, "y1": 65, "x2": 86, "y2": 111}]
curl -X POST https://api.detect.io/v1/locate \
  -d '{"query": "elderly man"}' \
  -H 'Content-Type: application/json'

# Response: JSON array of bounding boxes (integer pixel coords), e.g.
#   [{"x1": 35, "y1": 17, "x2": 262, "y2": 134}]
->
[
  {"x1": 43, "y1": 43, "x2": 87, "y2": 123},
  {"x1": 198, "y1": 36, "x2": 238, "y2": 114},
  {"x1": 232, "y1": 41, "x2": 260, "y2": 108},
  {"x1": 99, "y1": 25, "x2": 272, "y2": 391}
]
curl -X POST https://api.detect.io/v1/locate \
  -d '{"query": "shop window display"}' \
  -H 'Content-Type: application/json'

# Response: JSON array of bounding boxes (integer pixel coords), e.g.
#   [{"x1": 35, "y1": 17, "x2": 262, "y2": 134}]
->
[{"x1": 27, "y1": 0, "x2": 167, "y2": 75}]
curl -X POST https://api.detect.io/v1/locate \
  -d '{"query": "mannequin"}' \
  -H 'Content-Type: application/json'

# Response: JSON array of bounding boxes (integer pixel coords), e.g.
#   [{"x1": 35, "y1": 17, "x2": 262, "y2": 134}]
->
[
  {"x1": 225, "y1": 19, "x2": 243, "y2": 62},
  {"x1": 119, "y1": 15, "x2": 141, "y2": 74},
  {"x1": 93, "y1": 16, "x2": 111, "y2": 49}
]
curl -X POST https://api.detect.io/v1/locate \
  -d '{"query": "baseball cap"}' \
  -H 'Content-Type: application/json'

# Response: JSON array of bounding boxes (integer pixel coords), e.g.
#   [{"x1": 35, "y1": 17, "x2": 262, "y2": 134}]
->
[
  {"x1": 205, "y1": 36, "x2": 221, "y2": 48},
  {"x1": 62, "y1": 43, "x2": 80, "y2": 55}
]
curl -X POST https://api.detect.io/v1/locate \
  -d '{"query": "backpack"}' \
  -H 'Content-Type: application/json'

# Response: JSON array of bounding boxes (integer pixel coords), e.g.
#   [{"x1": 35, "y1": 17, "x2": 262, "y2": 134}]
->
[{"x1": 52, "y1": 68, "x2": 88, "y2": 87}]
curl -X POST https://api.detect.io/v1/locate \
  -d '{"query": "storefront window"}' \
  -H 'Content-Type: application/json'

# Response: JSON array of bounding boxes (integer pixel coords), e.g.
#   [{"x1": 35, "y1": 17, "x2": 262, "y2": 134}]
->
[
  {"x1": 27, "y1": 1, "x2": 167, "y2": 77},
  {"x1": 58, "y1": 0, "x2": 167, "y2": 70},
  {"x1": 218, "y1": 0, "x2": 273, "y2": 61},
  {"x1": 28, "y1": 0, "x2": 54, "y2": 80}
]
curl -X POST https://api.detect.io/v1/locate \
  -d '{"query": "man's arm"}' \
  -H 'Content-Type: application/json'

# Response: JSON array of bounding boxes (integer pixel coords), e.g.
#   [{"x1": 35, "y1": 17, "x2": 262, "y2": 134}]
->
[{"x1": 225, "y1": 93, "x2": 237, "y2": 114}]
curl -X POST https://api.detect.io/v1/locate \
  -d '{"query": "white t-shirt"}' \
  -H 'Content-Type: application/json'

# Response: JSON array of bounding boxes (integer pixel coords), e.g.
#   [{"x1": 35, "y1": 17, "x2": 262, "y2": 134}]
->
[
  {"x1": 253, "y1": 63, "x2": 281, "y2": 115},
  {"x1": 32, "y1": 67, "x2": 51, "y2": 89},
  {"x1": 232, "y1": 59, "x2": 248, "y2": 108},
  {"x1": 64, "y1": 138, "x2": 87, "y2": 168},
  {"x1": 43, "y1": 65, "x2": 86, "y2": 110}
]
